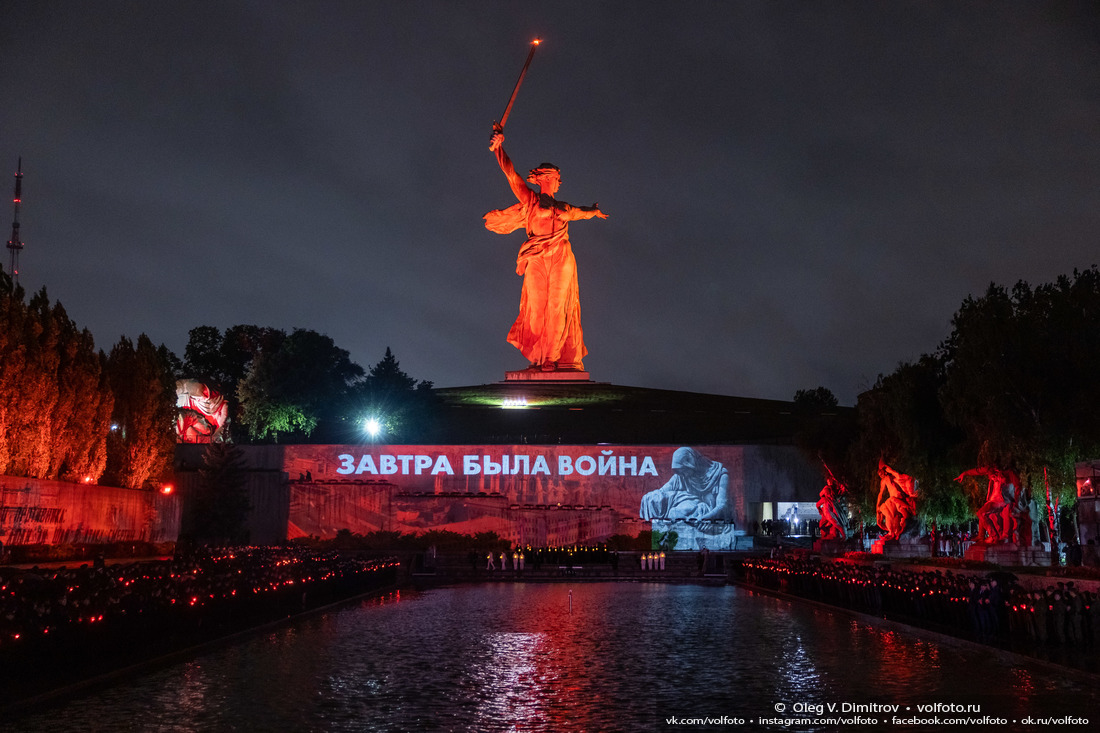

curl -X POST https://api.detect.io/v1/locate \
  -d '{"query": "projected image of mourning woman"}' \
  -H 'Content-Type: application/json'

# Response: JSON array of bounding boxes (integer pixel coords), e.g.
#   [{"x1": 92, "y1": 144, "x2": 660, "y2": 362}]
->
[{"x1": 640, "y1": 447, "x2": 730, "y2": 522}]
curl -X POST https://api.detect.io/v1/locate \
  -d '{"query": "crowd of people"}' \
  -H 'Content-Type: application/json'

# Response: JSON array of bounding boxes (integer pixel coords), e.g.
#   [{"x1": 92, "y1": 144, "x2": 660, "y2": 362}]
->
[
  {"x1": 737, "y1": 556, "x2": 1100, "y2": 649},
  {"x1": 0, "y1": 546, "x2": 398, "y2": 701}
]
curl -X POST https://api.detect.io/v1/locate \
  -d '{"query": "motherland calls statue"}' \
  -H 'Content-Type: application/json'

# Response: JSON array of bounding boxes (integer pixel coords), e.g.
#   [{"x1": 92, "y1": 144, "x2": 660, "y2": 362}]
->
[
  {"x1": 876, "y1": 460, "x2": 918, "y2": 542},
  {"x1": 485, "y1": 125, "x2": 607, "y2": 372}
]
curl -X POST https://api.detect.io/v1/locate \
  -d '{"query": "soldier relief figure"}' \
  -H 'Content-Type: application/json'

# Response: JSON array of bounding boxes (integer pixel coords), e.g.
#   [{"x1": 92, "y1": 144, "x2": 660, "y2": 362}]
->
[
  {"x1": 955, "y1": 466, "x2": 1025, "y2": 544},
  {"x1": 876, "y1": 460, "x2": 918, "y2": 541},
  {"x1": 816, "y1": 476, "x2": 847, "y2": 541},
  {"x1": 485, "y1": 125, "x2": 607, "y2": 371}
]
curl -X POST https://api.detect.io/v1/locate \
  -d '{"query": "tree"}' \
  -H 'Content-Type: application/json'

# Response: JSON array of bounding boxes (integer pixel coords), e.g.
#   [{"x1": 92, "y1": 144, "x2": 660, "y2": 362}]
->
[
  {"x1": 187, "y1": 442, "x2": 251, "y2": 544},
  {"x1": 103, "y1": 334, "x2": 176, "y2": 489},
  {"x1": 6, "y1": 289, "x2": 64, "y2": 477},
  {"x1": 182, "y1": 325, "x2": 226, "y2": 386},
  {"x1": 938, "y1": 271, "x2": 1100, "y2": 512},
  {"x1": 49, "y1": 306, "x2": 113, "y2": 482},
  {"x1": 849, "y1": 355, "x2": 967, "y2": 525},
  {"x1": 237, "y1": 328, "x2": 364, "y2": 442},
  {"x1": 355, "y1": 347, "x2": 436, "y2": 442},
  {"x1": 0, "y1": 284, "x2": 112, "y2": 481},
  {"x1": 793, "y1": 386, "x2": 838, "y2": 410},
  {"x1": 366, "y1": 347, "x2": 422, "y2": 393},
  {"x1": 791, "y1": 386, "x2": 856, "y2": 499},
  {"x1": 182, "y1": 324, "x2": 287, "y2": 442}
]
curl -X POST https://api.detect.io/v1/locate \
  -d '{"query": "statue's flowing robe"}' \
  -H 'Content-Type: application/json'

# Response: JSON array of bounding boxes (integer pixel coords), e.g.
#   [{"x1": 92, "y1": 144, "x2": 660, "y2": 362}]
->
[{"x1": 484, "y1": 198, "x2": 587, "y2": 369}]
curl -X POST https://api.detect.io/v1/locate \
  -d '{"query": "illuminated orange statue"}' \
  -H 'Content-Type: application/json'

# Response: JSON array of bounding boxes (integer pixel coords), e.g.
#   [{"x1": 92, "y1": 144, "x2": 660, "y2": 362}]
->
[
  {"x1": 955, "y1": 466, "x2": 1021, "y2": 543},
  {"x1": 485, "y1": 125, "x2": 607, "y2": 371},
  {"x1": 876, "y1": 461, "x2": 918, "y2": 541}
]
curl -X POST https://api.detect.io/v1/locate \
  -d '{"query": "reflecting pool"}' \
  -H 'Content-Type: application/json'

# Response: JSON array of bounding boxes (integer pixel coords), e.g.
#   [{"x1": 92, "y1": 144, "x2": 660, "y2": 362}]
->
[{"x1": 11, "y1": 583, "x2": 1098, "y2": 731}]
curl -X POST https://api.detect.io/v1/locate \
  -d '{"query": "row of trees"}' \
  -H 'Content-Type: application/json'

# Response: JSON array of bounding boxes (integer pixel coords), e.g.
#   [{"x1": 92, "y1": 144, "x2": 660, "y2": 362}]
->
[
  {"x1": 802, "y1": 267, "x2": 1100, "y2": 535},
  {"x1": 2, "y1": 269, "x2": 433, "y2": 489},
  {"x1": 182, "y1": 326, "x2": 434, "y2": 444},
  {"x1": 1, "y1": 274, "x2": 175, "y2": 489}
]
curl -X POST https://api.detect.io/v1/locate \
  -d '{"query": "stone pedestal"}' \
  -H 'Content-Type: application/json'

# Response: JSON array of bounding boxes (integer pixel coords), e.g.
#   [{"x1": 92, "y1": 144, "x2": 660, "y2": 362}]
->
[
  {"x1": 870, "y1": 537, "x2": 931, "y2": 558},
  {"x1": 813, "y1": 538, "x2": 849, "y2": 555},
  {"x1": 963, "y1": 542, "x2": 1052, "y2": 567},
  {"x1": 505, "y1": 369, "x2": 591, "y2": 382}
]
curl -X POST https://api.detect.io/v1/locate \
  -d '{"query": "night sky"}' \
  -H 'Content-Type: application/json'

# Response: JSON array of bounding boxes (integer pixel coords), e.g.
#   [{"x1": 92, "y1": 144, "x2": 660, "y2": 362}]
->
[{"x1": 2, "y1": 2, "x2": 1098, "y2": 406}]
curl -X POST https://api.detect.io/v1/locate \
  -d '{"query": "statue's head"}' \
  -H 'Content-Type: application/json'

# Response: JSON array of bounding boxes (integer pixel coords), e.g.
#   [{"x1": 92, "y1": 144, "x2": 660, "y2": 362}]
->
[
  {"x1": 671, "y1": 446, "x2": 714, "y2": 479},
  {"x1": 671, "y1": 446, "x2": 697, "y2": 473},
  {"x1": 527, "y1": 163, "x2": 561, "y2": 193}
]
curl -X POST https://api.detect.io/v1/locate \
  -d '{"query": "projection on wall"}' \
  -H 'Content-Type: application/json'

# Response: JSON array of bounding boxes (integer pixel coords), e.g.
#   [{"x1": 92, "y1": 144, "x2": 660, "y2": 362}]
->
[{"x1": 282, "y1": 444, "x2": 818, "y2": 550}]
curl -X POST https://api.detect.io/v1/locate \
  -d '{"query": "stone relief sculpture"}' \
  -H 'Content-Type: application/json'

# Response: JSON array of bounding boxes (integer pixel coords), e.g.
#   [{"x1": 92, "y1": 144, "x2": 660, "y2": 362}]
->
[
  {"x1": 876, "y1": 460, "x2": 918, "y2": 541},
  {"x1": 1016, "y1": 486, "x2": 1039, "y2": 547},
  {"x1": 816, "y1": 476, "x2": 847, "y2": 541},
  {"x1": 485, "y1": 125, "x2": 607, "y2": 372},
  {"x1": 955, "y1": 466, "x2": 1022, "y2": 544},
  {"x1": 175, "y1": 379, "x2": 228, "y2": 443}
]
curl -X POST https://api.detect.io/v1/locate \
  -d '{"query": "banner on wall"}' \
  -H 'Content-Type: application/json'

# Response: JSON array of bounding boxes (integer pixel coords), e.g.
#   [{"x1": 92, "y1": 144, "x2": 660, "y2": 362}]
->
[{"x1": 283, "y1": 444, "x2": 817, "y2": 550}]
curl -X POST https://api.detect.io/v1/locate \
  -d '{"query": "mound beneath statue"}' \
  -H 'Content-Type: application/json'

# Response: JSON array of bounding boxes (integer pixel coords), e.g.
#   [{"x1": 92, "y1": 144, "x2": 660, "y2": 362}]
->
[
  {"x1": 430, "y1": 380, "x2": 850, "y2": 445},
  {"x1": 963, "y1": 542, "x2": 1052, "y2": 567}
]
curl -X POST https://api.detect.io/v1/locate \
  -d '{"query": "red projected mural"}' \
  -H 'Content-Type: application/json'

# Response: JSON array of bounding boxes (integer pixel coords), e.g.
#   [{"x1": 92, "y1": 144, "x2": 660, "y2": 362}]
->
[
  {"x1": 284, "y1": 445, "x2": 817, "y2": 550},
  {"x1": 0, "y1": 476, "x2": 180, "y2": 546}
]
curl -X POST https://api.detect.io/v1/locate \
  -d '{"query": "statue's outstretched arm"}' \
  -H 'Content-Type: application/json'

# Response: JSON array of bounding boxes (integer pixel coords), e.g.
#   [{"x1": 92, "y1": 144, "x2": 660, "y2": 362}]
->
[
  {"x1": 956, "y1": 467, "x2": 991, "y2": 482},
  {"x1": 565, "y1": 202, "x2": 609, "y2": 221}
]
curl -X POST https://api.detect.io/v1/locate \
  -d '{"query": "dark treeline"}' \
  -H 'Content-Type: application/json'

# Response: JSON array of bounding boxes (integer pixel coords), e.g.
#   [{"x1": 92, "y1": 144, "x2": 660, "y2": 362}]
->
[
  {"x1": 801, "y1": 266, "x2": 1100, "y2": 541},
  {"x1": 183, "y1": 327, "x2": 435, "y2": 444}
]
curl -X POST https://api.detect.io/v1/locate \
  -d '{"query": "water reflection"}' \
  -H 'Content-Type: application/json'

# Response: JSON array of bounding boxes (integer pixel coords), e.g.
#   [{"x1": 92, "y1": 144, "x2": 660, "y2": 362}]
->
[
  {"x1": 12, "y1": 584, "x2": 1098, "y2": 732},
  {"x1": 780, "y1": 632, "x2": 822, "y2": 701},
  {"x1": 470, "y1": 632, "x2": 549, "y2": 729}
]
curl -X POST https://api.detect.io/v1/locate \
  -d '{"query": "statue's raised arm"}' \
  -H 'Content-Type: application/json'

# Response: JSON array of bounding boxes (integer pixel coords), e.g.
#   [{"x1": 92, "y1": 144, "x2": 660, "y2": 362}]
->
[{"x1": 489, "y1": 126, "x2": 536, "y2": 206}]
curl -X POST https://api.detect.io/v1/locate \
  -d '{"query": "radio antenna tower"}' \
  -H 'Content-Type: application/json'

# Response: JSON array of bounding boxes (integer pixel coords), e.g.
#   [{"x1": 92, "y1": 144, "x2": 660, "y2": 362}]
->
[{"x1": 6, "y1": 158, "x2": 25, "y2": 286}]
